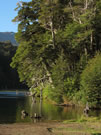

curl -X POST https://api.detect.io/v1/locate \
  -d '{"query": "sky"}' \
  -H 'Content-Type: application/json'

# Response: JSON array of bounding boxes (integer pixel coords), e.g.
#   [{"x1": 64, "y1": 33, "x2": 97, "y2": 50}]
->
[{"x1": 0, "y1": 0, "x2": 30, "y2": 32}]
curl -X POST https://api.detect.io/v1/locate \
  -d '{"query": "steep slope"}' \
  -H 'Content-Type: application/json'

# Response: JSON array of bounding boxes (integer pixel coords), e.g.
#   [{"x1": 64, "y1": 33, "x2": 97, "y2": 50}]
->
[{"x1": 0, "y1": 32, "x2": 17, "y2": 45}]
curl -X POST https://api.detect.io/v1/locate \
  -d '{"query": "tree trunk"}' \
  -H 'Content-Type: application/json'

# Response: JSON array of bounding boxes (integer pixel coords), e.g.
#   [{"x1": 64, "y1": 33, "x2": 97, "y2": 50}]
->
[
  {"x1": 69, "y1": 0, "x2": 76, "y2": 22},
  {"x1": 50, "y1": 17, "x2": 55, "y2": 49},
  {"x1": 85, "y1": 0, "x2": 88, "y2": 9},
  {"x1": 90, "y1": 32, "x2": 93, "y2": 52},
  {"x1": 40, "y1": 88, "x2": 42, "y2": 101}
]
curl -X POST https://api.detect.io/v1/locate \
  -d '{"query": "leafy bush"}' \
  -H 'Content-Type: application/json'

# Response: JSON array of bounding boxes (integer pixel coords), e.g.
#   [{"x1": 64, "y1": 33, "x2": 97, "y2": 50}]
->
[
  {"x1": 80, "y1": 53, "x2": 101, "y2": 108},
  {"x1": 43, "y1": 84, "x2": 63, "y2": 103},
  {"x1": 64, "y1": 75, "x2": 80, "y2": 101}
]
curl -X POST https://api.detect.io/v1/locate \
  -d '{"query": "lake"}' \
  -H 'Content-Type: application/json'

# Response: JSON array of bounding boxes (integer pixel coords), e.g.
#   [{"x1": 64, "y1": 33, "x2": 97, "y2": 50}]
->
[{"x1": 0, "y1": 91, "x2": 100, "y2": 124}]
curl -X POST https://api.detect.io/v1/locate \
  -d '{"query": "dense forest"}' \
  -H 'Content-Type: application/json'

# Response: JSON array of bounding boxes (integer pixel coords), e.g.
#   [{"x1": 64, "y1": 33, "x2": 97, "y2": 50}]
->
[
  {"x1": 10, "y1": 0, "x2": 101, "y2": 108},
  {"x1": 0, "y1": 41, "x2": 26, "y2": 89}
]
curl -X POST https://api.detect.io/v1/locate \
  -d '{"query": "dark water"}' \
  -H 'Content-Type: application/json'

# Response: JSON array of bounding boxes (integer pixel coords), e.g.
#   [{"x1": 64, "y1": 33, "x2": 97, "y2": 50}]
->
[{"x1": 0, "y1": 91, "x2": 100, "y2": 124}]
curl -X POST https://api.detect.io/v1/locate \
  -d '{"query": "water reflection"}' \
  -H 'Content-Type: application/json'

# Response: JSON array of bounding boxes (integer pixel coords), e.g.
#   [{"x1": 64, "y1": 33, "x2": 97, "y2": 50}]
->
[{"x1": 0, "y1": 91, "x2": 101, "y2": 124}]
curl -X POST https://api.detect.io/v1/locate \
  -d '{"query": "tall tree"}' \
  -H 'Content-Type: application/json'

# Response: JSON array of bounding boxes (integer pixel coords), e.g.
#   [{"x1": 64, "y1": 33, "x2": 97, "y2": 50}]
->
[{"x1": 11, "y1": 0, "x2": 101, "y2": 104}]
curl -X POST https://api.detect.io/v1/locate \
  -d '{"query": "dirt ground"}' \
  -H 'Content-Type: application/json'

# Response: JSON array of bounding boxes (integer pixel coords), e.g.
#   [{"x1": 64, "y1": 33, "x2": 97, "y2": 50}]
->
[
  {"x1": 0, "y1": 122, "x2": 55, "y2": 135},
  {"x1": 0, "y1": 122, "x2": 101, "y2": 135}
]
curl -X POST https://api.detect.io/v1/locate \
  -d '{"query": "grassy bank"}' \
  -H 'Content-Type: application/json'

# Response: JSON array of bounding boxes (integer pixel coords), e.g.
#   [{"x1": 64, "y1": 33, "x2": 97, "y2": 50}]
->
[
  {"x1": 52, "y1": 116, "x2": 101, "y2": 135},
  {"x1": 0, "y1": 117, "x2": 101, "y2": 135},
  {"x1": 52, "y1": 122, "x2": 101, "y2": 135}
]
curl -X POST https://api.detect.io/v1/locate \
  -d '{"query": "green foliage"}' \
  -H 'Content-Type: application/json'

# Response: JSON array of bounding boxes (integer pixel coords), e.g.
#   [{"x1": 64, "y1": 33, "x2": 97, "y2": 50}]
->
[
  {"x1": 81, "y1": 53, "x2": 101, "y2": 108},
  {"x1": 43, "y1": 84, "x2": 63, "y2": 104},
  {"x1": 64, "y1": 75, "x2": 79, "y2": 100},
  {"x1": 63, "y1": 116, "x2": 100, "y2": 123},
  {"x1": 77, "y1": 116, "x2": 99, "y2": 123},
  {"x1": 11, "y1": 0, "x2": 101, "y2": 104}
]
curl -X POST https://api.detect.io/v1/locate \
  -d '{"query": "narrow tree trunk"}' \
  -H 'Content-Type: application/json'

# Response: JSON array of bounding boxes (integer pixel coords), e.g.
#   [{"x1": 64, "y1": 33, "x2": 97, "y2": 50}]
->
[
  {"x1": 84, "y1": 46, "x2": 88, "y2": 60},
  {"x1": 90, "y1": 32, "x2": 93, "y2": 51},
  {"x1": 39, "y1": 94, "x2": 42, "y2": 117},
  {"x1": 40, "y1": 88, "x2": 42, "y2": 101},
  {"x1": 69, "y1": 0, "x2": 76, "y2": 22},
  {"x1": 78, "y1": 18, "x2": 82, "y2": 24},
  {"x1": 42, "y1": 60, "x2": 53, "y2": 85},
  {"x1": 85, "y1": 0, "x2": 88, "y2": 9},
  {"x1": 50, "y1": 17, "x2": 55, "y2": 49}
]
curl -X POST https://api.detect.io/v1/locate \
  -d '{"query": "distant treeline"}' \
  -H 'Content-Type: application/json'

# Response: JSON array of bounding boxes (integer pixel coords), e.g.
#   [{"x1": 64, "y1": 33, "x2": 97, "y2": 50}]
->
[{"x1": 0, "y1": 41, "x2": 27, "y2": 90}]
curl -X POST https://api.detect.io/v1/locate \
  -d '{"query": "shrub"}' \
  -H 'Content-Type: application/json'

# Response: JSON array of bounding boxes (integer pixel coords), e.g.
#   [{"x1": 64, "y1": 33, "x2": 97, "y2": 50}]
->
[
  {"x1": 80, "y1": 53, "x2": 101, "y2": 108},
  {"x1": 43, "y1": 84, "x2": 63, "y2": 103}
]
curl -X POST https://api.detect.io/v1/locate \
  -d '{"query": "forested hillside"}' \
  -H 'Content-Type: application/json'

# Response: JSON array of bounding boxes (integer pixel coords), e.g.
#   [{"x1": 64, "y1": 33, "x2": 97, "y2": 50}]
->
[
  {"x1": 10, "y1": 0, "x2": 101, "y2": 108},
  {"x1": 0, "y1": 32, "x2": 17, "y2": 45},
  {"x1": 0, "y1": 41, "x2": 26, "y2": 89}
]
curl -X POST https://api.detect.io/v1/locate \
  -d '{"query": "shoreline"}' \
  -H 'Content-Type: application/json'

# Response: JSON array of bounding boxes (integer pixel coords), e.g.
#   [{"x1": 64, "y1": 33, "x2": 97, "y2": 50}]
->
[{"x1": 0, "y1": 120, "x2": 101, "y2": 135}]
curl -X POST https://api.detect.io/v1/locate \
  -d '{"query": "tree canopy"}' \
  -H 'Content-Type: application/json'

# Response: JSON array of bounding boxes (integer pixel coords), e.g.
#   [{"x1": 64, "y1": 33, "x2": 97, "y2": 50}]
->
[{"x1": 11, "y1": 0, "x2": 101, "y2": 106}]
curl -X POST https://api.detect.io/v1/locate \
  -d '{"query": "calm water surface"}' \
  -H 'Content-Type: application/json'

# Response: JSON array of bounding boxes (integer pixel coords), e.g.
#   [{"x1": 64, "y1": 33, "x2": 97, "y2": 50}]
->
[{"x1": 0, "y1": 91, "x2": 100, "y2": 124}]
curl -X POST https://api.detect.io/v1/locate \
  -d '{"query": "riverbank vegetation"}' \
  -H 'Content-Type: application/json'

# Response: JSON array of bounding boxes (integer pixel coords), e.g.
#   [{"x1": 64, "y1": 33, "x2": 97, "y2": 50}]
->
[{"x1": 10, "y1": 0, "x2": 101, "y2": 108}]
